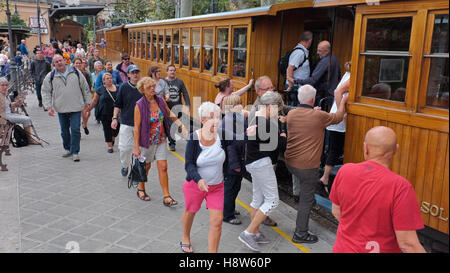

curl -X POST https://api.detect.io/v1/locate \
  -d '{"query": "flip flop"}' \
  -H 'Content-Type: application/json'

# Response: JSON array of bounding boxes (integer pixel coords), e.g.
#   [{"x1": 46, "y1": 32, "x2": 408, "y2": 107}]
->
[
  {"x1": 163, "y1": 195, "x2": 178, "y2": 207},
  {"x1": 180, "y1": 242, "x2": 194, "y2": 253}
]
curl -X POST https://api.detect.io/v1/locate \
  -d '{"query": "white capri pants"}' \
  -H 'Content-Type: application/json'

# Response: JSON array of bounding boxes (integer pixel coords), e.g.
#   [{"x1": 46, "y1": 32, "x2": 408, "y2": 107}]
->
[
  {"x1": 118, "y1": 124, "x2": 135, "y2": 168},
  {"x1": 6, "y1": 113, "x2": 32, "y2": 127},
  {"x1": 246, "y1": 157, "x2": 279, "y2": 216}
]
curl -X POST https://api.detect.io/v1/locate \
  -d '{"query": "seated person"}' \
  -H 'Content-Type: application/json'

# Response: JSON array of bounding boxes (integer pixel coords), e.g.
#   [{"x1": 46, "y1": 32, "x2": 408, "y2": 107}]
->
[
  {"x1": 367, "y1": 83, "x2": 391, "y2": 100},
  {"x1": 0, "y1": 77, "x2": 41, "y2": 145},
  {"x1": 390, "y1": 87, "x2": 406, "y2": 102}
]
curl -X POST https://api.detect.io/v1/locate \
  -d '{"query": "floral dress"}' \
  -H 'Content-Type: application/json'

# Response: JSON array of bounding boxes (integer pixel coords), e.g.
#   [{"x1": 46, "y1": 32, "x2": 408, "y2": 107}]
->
[{"x1": 149, "y1": 108, "x2": 166, "y2": 145}]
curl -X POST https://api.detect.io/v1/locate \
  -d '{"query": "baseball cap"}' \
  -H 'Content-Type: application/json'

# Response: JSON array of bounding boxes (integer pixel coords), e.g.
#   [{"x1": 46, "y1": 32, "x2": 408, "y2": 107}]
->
[{"x1": 127, "y1": 64, "x2": 140, "y2": 73}]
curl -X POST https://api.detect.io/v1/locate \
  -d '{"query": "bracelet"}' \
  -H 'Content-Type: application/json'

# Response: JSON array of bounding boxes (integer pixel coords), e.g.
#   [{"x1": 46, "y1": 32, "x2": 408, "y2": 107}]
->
[{"x1": 112, "y1": 116, "x2": 118, "y2": 120}]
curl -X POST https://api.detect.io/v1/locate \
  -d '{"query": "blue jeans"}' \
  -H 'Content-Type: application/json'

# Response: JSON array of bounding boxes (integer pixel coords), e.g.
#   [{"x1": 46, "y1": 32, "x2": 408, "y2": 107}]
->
[
  {"x1": 58, "y1": 112, "x2": 81, "y2": 155},
  {"x1": 35, "y1": 83, "x2": 42, "y2": 102}
]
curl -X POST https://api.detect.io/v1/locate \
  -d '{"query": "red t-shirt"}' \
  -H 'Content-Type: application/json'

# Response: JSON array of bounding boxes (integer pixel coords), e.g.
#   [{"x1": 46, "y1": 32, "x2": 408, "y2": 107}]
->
[{"x1": 329, "y1": 161, "x2": 424, "y2": 253}]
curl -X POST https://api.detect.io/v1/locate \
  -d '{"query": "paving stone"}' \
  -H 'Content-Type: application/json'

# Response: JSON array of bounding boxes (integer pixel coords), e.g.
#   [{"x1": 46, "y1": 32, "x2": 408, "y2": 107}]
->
[
  {"x1": 88, "y1": 215, "x2": 121, "y2": 228},
  {"x1": 69, "y1": 223, "x2": 104, "y2": 238},
  {"x1": 21, "y1": 239, "x2": 41, "y2": 252},
  {"x1": 116, "y1": 234, "x2": 150, "y2": 250},
  {"x1": 48, "y1": 233, "x2": 86, "y2": 248},
  {"x1": 47, "y1": 218, "x2": 82, "y2": 232},
  {"x1": 140, "y1": 239, "x2": 179, "y2": 253},
  {"x1": 23, "y1": 213, "x2": 61, "y2": 227},
  {"x1": 46, "y1": 205, "x2": 79, "y2": 217},
  {"x1": 78, "y1": 239, "x2": 110, "y2": 253},
  {"x1": 110, "y1": 220, "x2": 141, "y2": 233},
  {"x1": 25, "y1": 228, "x2": 63, "y2": 243},
  {"x1": 103, "y1": 245, "x2": 136, "y2": 253},
  {"x1": 92, "y1": 229, "x2": 128, "y2": 244},
  {"x1": 26, "y1": 243, "x2": 65, "y2": 253}
]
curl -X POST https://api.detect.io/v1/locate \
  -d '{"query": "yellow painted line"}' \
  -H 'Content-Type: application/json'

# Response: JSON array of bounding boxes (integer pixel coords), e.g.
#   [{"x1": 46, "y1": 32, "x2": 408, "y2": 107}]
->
[{"x1": 168, "y1": 148, "x2": 312, "y2": 254}]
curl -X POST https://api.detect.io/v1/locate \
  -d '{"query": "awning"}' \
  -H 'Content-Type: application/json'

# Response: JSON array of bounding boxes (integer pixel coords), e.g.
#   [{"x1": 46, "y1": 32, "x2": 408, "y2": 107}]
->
[
  {"x1": 49, "y1": 1, "x2": 105, "y2": 19},
  {"x1": 0, "y1": 26, "x2": 31, "y2": 37}
]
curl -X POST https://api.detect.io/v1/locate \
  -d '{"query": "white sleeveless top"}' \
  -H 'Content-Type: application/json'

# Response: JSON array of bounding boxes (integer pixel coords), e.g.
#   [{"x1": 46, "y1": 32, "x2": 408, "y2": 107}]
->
[
  {"x1": 196, "y1": 131, "x2": 226, "y2": 186},
  {"x1": 327, "y1": 72, "x2": 350, "y2": 133}
]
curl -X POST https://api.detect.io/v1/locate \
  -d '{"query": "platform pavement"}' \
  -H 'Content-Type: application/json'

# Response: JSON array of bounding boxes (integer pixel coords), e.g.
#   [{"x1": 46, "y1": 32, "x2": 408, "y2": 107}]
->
[{"x1": 0, "y1": 91, "x2": 336, "y2": 253}]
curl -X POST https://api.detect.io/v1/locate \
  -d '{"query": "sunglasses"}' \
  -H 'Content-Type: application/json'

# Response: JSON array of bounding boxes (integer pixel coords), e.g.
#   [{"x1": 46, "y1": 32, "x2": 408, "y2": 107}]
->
[{"x1": 123, "y1": 58, "x2": 130, "y2": 60}]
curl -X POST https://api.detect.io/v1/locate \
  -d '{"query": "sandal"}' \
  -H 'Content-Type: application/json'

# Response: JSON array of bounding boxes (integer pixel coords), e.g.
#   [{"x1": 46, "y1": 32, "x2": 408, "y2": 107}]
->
[
  {"x1": 137, "y1": 190, "x2": 151, "y2": 201},
  {"x1": 163, "y1": 196, "x2": 178, "y2": 207},
  {"x1": 180, "y1": 242, "x2": 194, "y2": 253}
]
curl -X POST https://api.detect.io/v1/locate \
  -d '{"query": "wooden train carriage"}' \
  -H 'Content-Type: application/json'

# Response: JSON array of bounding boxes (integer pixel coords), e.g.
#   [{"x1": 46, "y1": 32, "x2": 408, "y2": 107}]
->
[
  {"x1": 102, "y1": 0, "x2": 449, "y2": 244},
  {"x1": 343, "y1": 0, "x2": 449, "y2": 239},
  {"x1": 102, "y1": 1, "x2": 355, "y2": 118}
]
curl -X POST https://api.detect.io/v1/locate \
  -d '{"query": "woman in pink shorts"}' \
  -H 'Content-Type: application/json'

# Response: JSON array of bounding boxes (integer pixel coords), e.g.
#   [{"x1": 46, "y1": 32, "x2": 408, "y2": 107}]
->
[{"x1": 181, "y1": 102, "x2": 230, "y2": 253}]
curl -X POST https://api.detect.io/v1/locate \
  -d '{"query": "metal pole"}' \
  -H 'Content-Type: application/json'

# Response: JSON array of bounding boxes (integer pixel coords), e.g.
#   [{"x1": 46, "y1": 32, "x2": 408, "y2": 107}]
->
[
  {"x1": 6, "y1": 0, "x2": 19, "y2": 98},
  {"x1": 93, "y1": 15, "x2": 97, "y2": 47},
  {"x1": 36, "y1": 0, "x2": 42, "y2": 49}
]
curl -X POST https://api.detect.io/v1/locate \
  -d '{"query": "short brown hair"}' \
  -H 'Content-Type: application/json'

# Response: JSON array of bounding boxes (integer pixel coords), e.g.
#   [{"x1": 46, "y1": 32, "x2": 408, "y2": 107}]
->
[
  {"x1": 215, "y1": 78, "x2": 231, "y2": 93},
  {"x1": 148, "y1": 66, "x2": 161, "y2": 77}
]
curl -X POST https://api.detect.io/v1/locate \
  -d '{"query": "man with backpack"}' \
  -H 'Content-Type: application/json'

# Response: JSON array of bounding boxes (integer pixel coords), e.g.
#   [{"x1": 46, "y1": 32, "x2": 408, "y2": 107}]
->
[
  {"x1": 283, "y1": 31, "x2": 313, "y2": 107},
  {"x1": 30, "y1": 49, "x2": 51, "y2": 108},
  {"x1": 41, "y1": 54, "x2": 92, "y2": 162}
]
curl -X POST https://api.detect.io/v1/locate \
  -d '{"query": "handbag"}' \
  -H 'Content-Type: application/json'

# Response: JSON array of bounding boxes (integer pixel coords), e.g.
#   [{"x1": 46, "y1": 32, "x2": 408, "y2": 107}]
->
[{"x1": 127, "y1": 156, "x2": 147, "y2": 189}]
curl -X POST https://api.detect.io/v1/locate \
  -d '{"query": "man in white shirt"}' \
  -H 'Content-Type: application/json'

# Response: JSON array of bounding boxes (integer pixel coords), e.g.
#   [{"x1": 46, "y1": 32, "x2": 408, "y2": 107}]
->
[{"x1": 286, "y1": 31, "x2": 313, "y2": 107}]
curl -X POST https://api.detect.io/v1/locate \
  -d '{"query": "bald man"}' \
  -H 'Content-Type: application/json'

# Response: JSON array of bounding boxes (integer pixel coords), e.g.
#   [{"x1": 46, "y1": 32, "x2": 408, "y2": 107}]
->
[
  {"x1": 295, "y1": 41, "x2": 340, "y2": 106},
  {"x1": 329, "y1": 126, "x2": 425, "y2": 253}
]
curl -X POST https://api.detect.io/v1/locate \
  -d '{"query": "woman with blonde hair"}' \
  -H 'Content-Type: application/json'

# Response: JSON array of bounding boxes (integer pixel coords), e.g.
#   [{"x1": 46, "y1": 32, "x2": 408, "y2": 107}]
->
[
  {"x1": 133, "y1": 77, "x2": 188, "y2": 205},
  {"x1": 89, "y1": 72, "x2": 119, "y2": 153}
]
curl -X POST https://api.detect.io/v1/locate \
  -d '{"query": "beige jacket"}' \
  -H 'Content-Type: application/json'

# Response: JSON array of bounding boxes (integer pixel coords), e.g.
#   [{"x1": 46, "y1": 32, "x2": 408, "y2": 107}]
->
[{"x1": 41, "y1": 66, "x2": 92, "y2": 113}]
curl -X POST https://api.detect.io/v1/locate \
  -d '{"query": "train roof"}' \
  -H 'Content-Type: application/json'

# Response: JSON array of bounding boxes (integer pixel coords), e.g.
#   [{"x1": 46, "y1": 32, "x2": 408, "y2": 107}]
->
[{"x1": 97, "y1": 0, "x2": 393, "y2": 32}]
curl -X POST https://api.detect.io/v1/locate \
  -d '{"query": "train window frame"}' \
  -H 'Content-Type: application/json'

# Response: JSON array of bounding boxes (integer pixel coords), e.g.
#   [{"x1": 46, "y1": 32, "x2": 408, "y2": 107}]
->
[
  {"x1": 173, "y1": 28, "x2": 181, "y2": 66},
  {"x1": 202, "y1": 27, "x2": 214, "y2": 74},
  {"x1": 137, "y1": 31, "x2": 141, "y2": 58},
  {"x1": 142, "y1": 31, "x2": 146, "y2": 59},
  {"x1": 129, "y1": 32, "x2": 132, "y2": 56},
  {"x1": 157, "y1": 29, "x2": 164, "y2": 63},
  {"x1": 418, "y1": 10, "x2": 449, "y2": 116},
  {"x1": 147, "y1": 31, "x2": 151, "y2": 60},
  {"x1": 133, "y1": 32, "x2": 137, "y2": 57},
  {"x1": 152, "y1": 30, "x2": 157, "y2": 61},
  {"x1": 216, "y1": 27, "x2": 230, "y2": 77},
  {"x1": 231, "y1": 25, "x2": 248, "y2": 79},
  {"x1": 355, "y1": 13, "x2": 417, "y2": 110},
  {"x1": 191, "y1": 28, "x2": 201, "y2": 70},
  {"x1": 165, "y1": 29, "x2": 172, "y2": 64},
  {"x1": 181, "y1": 28, "x2": 190, "y2": 69}
]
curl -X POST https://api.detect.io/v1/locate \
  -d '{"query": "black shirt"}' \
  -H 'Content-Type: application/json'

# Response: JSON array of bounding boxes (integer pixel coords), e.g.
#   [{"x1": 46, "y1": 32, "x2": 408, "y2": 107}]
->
[
  {"x1": 96, "y1": 85, "x2": 118, "y2": 118},
  {"x1": 245, "y1": 116, "x2": 286, "y2": 166},
  {"x1": 165, "y1": 78, "x2": 191, "y2": 109},
  {"x1": 114, "y1": 81, "x2": 143, "y2": 126}
]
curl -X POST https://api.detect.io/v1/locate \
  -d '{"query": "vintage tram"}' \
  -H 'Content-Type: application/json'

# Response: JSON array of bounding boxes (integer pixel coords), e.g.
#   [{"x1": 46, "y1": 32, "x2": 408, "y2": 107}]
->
[{"x1": 98, "y1": 0, "x2": 449, "y2": 251}]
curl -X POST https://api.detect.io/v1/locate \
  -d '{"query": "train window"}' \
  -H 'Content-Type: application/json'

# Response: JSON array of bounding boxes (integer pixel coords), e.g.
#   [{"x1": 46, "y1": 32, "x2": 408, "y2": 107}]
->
[
  {"x1": 182, "y1": 29, "x2": 190, "y2": 67},
  {"x1": 166, "y1": 29, "x2": 172, "y2": 64},
  {"x1": 192, "y1": 28, "x2": 201, "y2": 69},
  {"x1": 159, "y1": 30, "x2": 164, "y2": 62},
  {"x1": 203, "y1": 28, "x2": 214, "y2": 72},
  {"x1": 152, "y1": 31, "x2": 157, "y2": 60},
  {"x1": 129, "y1": 32, "x2": 132, "y2": 56},
  {"x1": 133, "y1": 32, "x2": 137, "y2": 57},
  {"x1": 137, "y1": 32, "x2": 141, "y2": 58},
  {"x1": 147, "y1": 31, "x2": 152, "y2": 59},
  {"x1": 217, "y1": 28, "x2": 229, "y2": 74},
  {"x1": 425, "y1": 13, "x2": 449, "y2": 109},
  {"x1": 360, "y1": 16, "x2": 413, "y2": 102},
  {"x1": 232, "y1": 27, "x2": 247, "y2": 78},
  {"x1": 174, "y1": 29, "x2": 180, "y2": 65},
  {"x1": 142, "y1": 32, "x2": 146, "y2": 58}
]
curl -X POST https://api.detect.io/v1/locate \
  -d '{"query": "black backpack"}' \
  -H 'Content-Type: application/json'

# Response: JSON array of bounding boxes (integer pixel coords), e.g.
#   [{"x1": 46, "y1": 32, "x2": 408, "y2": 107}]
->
[
  {"x1": 278, "y1": 46, "x2": 308, "y2": 79},
  {"x1": 11, "y1": 124, "x2": 29, "y2": 148}
]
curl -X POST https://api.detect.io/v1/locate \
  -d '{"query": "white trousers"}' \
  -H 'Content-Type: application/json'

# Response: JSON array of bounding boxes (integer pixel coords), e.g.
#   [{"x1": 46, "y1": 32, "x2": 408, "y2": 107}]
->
[
  {"x1": 246, "y1": 157, "x2": 280, "y2": 216},
  {"x1": 118, "y1": 124, "x2": 135, "y2": 168}
]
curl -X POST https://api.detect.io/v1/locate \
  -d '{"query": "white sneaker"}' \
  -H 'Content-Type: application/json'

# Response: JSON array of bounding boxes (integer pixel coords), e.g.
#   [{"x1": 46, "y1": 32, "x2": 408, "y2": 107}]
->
[
  {"x1": 62, "y1": 150, "x2": 71, "y2": 158},
  {"x1": 72, "y1": 154, "x2": 80, "y2": 162}
]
